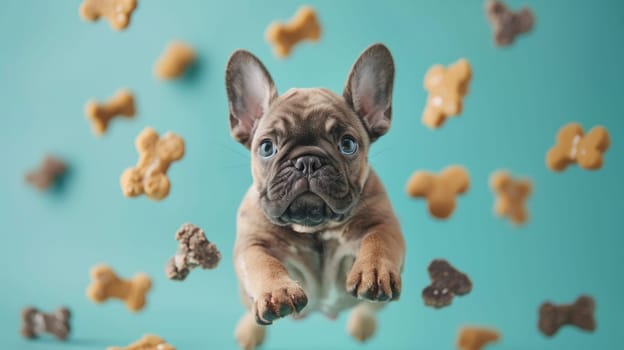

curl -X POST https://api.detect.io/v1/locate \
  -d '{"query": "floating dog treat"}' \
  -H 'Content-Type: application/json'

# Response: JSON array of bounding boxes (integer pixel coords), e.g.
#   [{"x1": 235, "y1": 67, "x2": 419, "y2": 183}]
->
[
  {"x1": 21, "y1": 307, "x2": 71, "y2": 340},
  {"x1": 265, "y1": 6, "x2": 321, "y2": 58},
  {"x1": 485, "y1": 0, "x2": 534, "y2": 46},
  {"x1": 80, "y1": 0, "x2": 138, "y2": 31},
  {"x1": 166, "y1": 223, "x2": 221, "y2": 281},
  {"x1": 406, "y1": 165, "x2": 469, "y2": 219},
  {"x1": 120, "y1": 127, "x2": 185, "y2": 200},
  {"x1": 87, "y1": 265, "x2": 152, "y2": 312},
  {"x1": 539, "y1": 295, "x2": 596, "y2": 336},
  {"x1": 108, "y1": 334, "x2": 175, "y2": 350},
  {"x1": 154, "y1": 41, "x2": 196, "y2": 80},
  {"x1": 490, "y1": 171, "x2": 532, "y2": 225},
  {"x1": 25, "y1": 155, "x2": 67, "y2": 191},
  {"x1": 422, "y1": 259, "x2": 472, "y2": 308},
  {"x1": 422, "y1": 59, "x2": 472, "y2": 128},
  {"x1": 547, "y1": 123, "x2": 610, "y2": 172},
  {"x1": 85, "y1": 89, "x2": 135, "y2": 135},
  {"x1": 457, "y1": 326, "x2": 500, "y2": 350}
]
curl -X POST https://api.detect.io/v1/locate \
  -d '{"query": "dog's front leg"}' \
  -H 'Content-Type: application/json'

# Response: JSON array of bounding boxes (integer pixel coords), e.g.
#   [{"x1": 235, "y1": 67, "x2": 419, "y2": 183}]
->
[
  {"x1": 346, "y1": 225, "x2": 405, "y2": 302},
  {"x1": 235, "y1": 244, "x2": 308, "y2": 325}
]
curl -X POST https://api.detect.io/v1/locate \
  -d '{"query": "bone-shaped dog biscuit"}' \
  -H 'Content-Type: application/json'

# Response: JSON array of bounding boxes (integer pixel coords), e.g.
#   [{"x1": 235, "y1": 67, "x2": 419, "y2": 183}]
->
[
  {"x1": 539, "y1": 295, "x2": 596, "y2": 336},
  {"x1": 25, "y1": 155, "x2": 67, "y2": 191},
  {"x1": 120, "y1": 127, "x2": 185, "y2": 200},
  {"x1": 108, "y1": 334, "x2": 175, "y2": 350},
  {"x1": 85, "y1": 89, "x2": 135, "y2": 135},
  {"x1": 406, "y1": 165, "x2": 469, "y2": 219},
  {"x1": 422, "y1": 59, "x2": 472, "y2": 128},
  {"x1": 166, "y1": 223, "x2": 222, "y2": 281},
  {"x1": 21, "y1": 307, "x2": 71, "y2": 340},
  {"x1": 490, "y1": 171, "x2": 531, "y2": 225},
  {"x1": 87, "y1": 265, "x2": 152, "y2": 312},
  {"x1": 154, "y1": 41, "x2": 196, "y2": 80},
  {"x1": 485, "y1": 0, "x2": 534, "y2": 47},
  {"x1": 457, "y1": 326, "x2": 500, "y2": 350},
  {"x1": 422, "y1": 259, "x2": 472, "y2": 308},
  {"x1": 80, "y1": 0, "x2": 138, "y2": 31},
  {"x1": 547, "y1": 123, "x2": 610, "y2": 172},
  {"x1": 265, "y1": 6, "x2": 321, "y2": 58}
]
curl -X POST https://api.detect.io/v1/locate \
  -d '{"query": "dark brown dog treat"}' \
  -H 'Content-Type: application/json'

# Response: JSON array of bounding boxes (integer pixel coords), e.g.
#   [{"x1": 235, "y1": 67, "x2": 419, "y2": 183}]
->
[
  {"x1": 485, "y1": 0, "x2": 534, "y2": 47},
  {"x1": 165, "y1": 223, "x2": 221, "y2": 281},
  {"x1": 539, "y1": 295, "x2": 596, "y2": 336},
  {"x1": 21, "y1": 307, "x2": 71, "y2": 340},
  {"x1": 25, "y1": 155, "x2": 67, "y2": 190},
  {"x1": 422, "y1": 259, "x2": 472, "y2": 308}
]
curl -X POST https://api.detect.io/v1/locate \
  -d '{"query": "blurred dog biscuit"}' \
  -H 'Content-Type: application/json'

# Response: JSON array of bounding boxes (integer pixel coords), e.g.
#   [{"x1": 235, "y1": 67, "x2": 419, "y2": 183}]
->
[
  {"x1": 120, "y1": 127, "x2": 185, "y2": 200},
  {"x1": 422, "y1": 59, "x2": 472, "y2": 128},
  {"x1": 539, "y1": 295, "x2": 596, "y2": 336},
  {"x1": 406, "y1": 165, "x2": 469, "y2": 219},
  {"x1": 108, "y1": 334, "x2": 175, "y2": 350},
  {"x1": 25, "y1": 155, "x2": 67, "y2": 191},
  {"x1": 547, "y1": 123, "x2": 610, "y2": 172},
  {"x1": 423, "y1": 259, "x2": 472, "y2": 308},
  {"x1": 21, "y1": 307, "x2": 71, "y2": 340},
  {"x1": 485, "y1": 0, "x2": 534, "y2": 46},
  {"x1": 80, "y1": 0, "x2": 138, "y2": 31},
  {"x1": 85, "y1": 89, "x2": 135, "y2": 135},
  {"x1": 154, "y1": 41, "x2": 196, "y2": 80},
  {"x1": 457, "y1": 326, "x2": 500, "y2": 350},
  {"x1": 490, "y1": 170, "x2": 532, "y2": 225},
  {"x1": 265, "y1": 6, "x2": 321, "y2": 58},
  {"x1": 87, "y1": 265, "x2": 152, "y2": 312},
  {"x1": 166, "y1": 223, "x2": 221, "y2": 281}
]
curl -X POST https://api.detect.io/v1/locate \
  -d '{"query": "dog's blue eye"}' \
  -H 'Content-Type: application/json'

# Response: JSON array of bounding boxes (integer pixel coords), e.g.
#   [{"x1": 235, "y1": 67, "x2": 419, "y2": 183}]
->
[
  {"x1": 339, "y1": 135, "x2": 358, "y2": 155},
  {"x1": 258, "y1": 139, "x2": 277, "y2": 158}
]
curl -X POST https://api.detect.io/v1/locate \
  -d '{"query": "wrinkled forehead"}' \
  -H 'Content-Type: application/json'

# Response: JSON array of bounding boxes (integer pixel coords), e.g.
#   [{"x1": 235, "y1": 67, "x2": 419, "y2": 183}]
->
[{"x1": 256, "y1": 88, "x2": 367, "y2": 142}]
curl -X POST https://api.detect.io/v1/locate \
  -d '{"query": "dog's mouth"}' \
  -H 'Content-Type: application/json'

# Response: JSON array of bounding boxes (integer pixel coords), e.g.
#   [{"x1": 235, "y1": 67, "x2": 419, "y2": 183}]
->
[{"x1": 278, "y1": 192, "x2": 344, "y2": 227}]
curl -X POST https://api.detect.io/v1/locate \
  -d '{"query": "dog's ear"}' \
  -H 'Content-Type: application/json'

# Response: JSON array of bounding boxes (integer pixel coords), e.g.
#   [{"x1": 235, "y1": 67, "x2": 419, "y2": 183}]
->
[
  {"x1": 343, "y1": 43, "x2": 395, "y2": 142},
  {"x1": 226, "y1": 50, "x2": 277, "y2": 148}
]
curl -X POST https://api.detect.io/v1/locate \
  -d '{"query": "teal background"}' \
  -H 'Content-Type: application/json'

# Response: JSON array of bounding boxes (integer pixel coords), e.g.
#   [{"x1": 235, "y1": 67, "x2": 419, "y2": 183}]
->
[{"x1": 0, "y1": 0, "x2": 622, "y2": 349}]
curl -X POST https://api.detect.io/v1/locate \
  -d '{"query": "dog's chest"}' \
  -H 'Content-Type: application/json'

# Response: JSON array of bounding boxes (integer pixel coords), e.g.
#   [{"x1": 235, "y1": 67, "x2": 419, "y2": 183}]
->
[{"x1": 283, "y1": 229, "x2": 360, "y2": 319}]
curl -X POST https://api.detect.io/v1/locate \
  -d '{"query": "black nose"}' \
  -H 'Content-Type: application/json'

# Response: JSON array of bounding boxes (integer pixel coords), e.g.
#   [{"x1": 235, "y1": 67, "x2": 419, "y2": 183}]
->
[{"x1": 294, "y1": 155, "x2": 322, "y2": 174}]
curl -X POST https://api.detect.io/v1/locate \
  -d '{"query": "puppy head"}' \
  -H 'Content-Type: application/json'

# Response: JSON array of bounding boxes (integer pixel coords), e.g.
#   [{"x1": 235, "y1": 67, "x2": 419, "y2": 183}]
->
[{"x1": 225, "y1": 44, "x2": 394, "y2": 232}]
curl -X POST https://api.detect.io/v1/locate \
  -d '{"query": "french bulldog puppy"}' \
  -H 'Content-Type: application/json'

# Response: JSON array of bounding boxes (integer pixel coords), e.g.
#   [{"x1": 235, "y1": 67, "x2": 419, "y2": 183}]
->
[{"x1": 226, "y1": 43, "x2": 406, "y2": 350}]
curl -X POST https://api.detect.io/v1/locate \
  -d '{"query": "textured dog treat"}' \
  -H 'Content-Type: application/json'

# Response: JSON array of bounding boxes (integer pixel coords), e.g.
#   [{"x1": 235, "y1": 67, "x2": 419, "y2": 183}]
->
[
  {"x1": 108, "y1": 334, "x2": 175, "y2": 350},
  {"x1": 422, "y1": 59, "x2": 472, "y2": 128},
  {"x1": 485, "y1": 0, "x2": 534, "y2": 46},
  {"x1": 166, "y1": 223, "x2": 221, "y2": 281},
  {"x1": 457, "y1": 327, "x2": 500, "y2": 350},
  {"x1": 85, "y1": 89, "x2": 135, "y2": 135},
  {"x1": 120, "y1": 127, "x2": 185, "y2": 200},
  {"x1": 547, "y1": 123, "x2": 610, "y2": 172},
  {"x1": 154, "y1": 41, "x2": 196, "y2": 80},
  {"x1": 80, "y1": 0, "x2": 138, "y2": 31},
  {"x1": 25, "y1": 155, "x2": 67, "y2": 190},
  {"x1": 21, "y1": 307, "x2": 71, "y2": 340},
  {"x1": 422, "y1": 259, "x2": 472, "y2": 308},
  {"x1": 490, "y1": 171, "x2": 532, "y2": 225},
  {"x1": 86, "y1": 265, "x2": 152, "y2": 312},
  {"x1": 539, "y1": 295, "x2": 596, "y2": 337},
  {"x1": 265, "y1": 6, "x2": 321, "y2": 58},
  {"x1": 406, "y1": 165, "x2": 469, "y2": 219}
]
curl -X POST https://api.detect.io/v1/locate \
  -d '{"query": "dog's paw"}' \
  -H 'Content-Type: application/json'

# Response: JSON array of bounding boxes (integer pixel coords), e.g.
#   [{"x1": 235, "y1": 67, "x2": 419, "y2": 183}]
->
[
  {"x1": 346, "y1": 259, "x2": 401, "y2": 302},
  {"x1": 253, "y1": 281, "x2": 308, "y2": 325}
]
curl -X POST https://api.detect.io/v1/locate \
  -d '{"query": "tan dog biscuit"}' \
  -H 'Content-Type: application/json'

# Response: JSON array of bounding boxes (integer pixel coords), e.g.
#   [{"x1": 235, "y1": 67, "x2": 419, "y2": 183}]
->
[
  {"x1": 25, "y1": 155, "x2": 67, "y2": 191},
  {"x1": 21, "y1": 307, "x2": 71, "y2": 340},
  {"x1": 80, "y1": 0, "x2": 138, "y2": 31},
  {"x1": 539, "y1": 295, "x2": 596, "y2": 337},
  {"x1": 120, "y1": 127, "x2": 185, "y2": 200},
  {"x1": 166, "y1": 223, "x2": 221, "y2": 281},
  {"x1": 108, "y1": 334, "x2": 175, "y2": 350},
  {"x1": 406, "y1": 165, "x2": 470, "y2": 219},
  {"x1": 154, "y1": 41, "x2": 196, "y2": 80},
  {"x1": 86, "y1": 265, "x2": 152, "y2": 312},
  {"x1": 490, "y1": 171, "x2": 532, "y2": 225},
  {"x1": 422, "y1": 59, "x2": 472, "y2": 128},
  {"x1": 457, "y1": 327, "x2": 500, "y2": 350},
  {"x1": 547, "y1": 123, "x2": 610, "y2": 172},
  {"x1": 85, "y1": 89, "x2": 135, "y2": 135},
  {"x1": 486, "y1": 0, "x2": 534, "y2": 46},
  {"x1": 265, "y1": 6, "x2": 321, "y2": 58}
]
